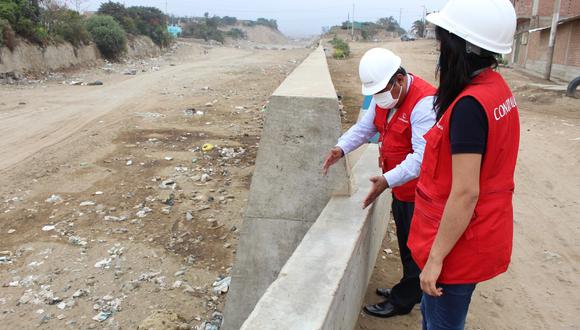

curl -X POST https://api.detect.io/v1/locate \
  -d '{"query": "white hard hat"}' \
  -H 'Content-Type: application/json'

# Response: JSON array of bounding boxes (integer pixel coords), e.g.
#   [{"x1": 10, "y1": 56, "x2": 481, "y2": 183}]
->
[
  {"x1": 359, "y1": 48, "x2": 402, "y2": 96},
  {"x1": 426, "y1": 0, "x2": 516, "y2": 54}
]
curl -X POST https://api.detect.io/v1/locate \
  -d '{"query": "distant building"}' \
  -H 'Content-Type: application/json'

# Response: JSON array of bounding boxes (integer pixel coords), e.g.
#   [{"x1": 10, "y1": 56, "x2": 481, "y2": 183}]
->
[
  {"x1": 509, "y1": 0, "x2": 580, "y2": 81},
  {"x1": 425, "y1": 22, "x2": 436, "y2": 39}
]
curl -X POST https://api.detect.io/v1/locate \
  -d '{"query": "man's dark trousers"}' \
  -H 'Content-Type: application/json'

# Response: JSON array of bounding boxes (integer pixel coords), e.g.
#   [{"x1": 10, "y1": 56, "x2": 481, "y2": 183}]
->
[{"x1": 389, "y1": 194, "x2": 423, "y2": 312}]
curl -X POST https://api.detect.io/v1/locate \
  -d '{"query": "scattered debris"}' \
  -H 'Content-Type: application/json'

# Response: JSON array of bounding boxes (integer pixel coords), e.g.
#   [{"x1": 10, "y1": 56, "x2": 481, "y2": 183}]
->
[
  {"x1": 93, "y1": 311, "x2": 112, "y2": 322},
  {"x1": 196, "y1": 312, "x2": 224, "y2": 330},
  {"x1": 186, "y1": 211, "x2": 194, "y2": 221},
  {"x1": 104, "y1": 215, "x2": 128, "y2": 222},
  {"x1": 202, "y1": 144, "x2": 215, "y2": 152},
  {"x1": 68, "y1": 236, "x2": 88, "y2": 247},
  {"x1": 45, "y1": 194, "x2": 63, "y2": 203},
  {"x1": 0, "y1": 251, "x2": 12, "y2": 264},
  {"x1": 72, "y1": 289, "x2": 90, "y2": 298},
  {"x1": 159, "y1": 179, "x2": 177, "y2": 190},
  {"x1": 159, "y1": 191, "x2": 175, "y2": 206},
  {"x1": 42, "y1": 225, "x2": 56, "y2": 232},
  {"x1": 212, "y1": 277, "x2": 231, "y2": 294},
  {"x1": 124, "y1": 69, "x2": 138, "y2": 76},
  {"x1": 95, "y1": 258, "x2": 113, "y2": 269},
  {"x1": 136, "y1": 207, "x2": 152, "y2": 218}
]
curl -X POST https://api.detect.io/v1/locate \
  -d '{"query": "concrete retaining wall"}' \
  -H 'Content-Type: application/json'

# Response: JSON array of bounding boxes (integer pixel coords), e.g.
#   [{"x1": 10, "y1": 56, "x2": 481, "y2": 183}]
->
[
  {"x1": 240, "y1": 145, "x2": 390, "y2": 330},
  {"x1": 222, "y1": 46, "x2": 351, "y2": 330}
]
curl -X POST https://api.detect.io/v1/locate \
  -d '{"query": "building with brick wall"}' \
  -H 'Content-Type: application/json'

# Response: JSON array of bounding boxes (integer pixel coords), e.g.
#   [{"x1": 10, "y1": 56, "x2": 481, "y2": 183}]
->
[{"x1": 509, "y1": 0, "x2": 580, "y2": 81}]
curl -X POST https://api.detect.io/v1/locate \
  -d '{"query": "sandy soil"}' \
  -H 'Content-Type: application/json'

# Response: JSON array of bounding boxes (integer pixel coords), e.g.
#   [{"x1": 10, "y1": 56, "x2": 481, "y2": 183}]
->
[
  {"x1": 328, "y1": 39, "x2": 580, "y2": 330},
  {"x1": 0, "y1": 39, "x2": 310, "y2": 329}
]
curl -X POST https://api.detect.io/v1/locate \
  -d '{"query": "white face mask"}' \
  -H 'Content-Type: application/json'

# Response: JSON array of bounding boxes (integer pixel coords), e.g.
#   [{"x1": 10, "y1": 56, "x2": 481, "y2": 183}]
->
[{"x1": 374, "y1": 82, "x2": 402, "y2": 109}]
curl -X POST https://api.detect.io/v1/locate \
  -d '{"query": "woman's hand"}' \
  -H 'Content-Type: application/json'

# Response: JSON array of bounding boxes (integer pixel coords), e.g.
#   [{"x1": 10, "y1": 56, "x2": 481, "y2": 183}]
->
[
  {"x1": 322, "y1": 147, "x2": 344, "y2": 176},
  {"x1": 420, "y1": 257, "x2": 444, "y2": 297}
]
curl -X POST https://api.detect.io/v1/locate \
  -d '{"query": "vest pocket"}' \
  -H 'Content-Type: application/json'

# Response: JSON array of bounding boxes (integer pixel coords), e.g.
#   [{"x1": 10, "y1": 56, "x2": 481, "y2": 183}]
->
[{"x1": 422, "y1": 127, "x2": 443, "y2": 179}]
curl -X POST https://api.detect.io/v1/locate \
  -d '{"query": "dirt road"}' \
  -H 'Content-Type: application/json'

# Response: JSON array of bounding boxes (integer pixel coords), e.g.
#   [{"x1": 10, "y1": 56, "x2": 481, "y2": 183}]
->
[
  {"x1": 328, "y1": 40, "x2": 580, "y2": 330},
  {"x1": 0, "y1": 40, "x2": 309, "y2": 329}
]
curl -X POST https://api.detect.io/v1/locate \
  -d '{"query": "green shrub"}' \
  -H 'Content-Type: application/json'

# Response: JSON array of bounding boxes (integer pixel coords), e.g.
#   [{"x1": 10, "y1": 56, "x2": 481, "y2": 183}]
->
[
  {"x1": 220, "y1": 16, "x2": 237, "y2": 26},
  {"x1": 242, "y1": 20, "x2": 256, "y2": 27},
  {"x1": 98, "y1": 3, "x2": 171, "y2": 48},
  {"x1": 98, "y1": 1, "x2": 137, "y2": 34},
  {"x1": 225, "y1": 28, "x2": 246, "y2": 40},
  {"x1": 256, "y1": 18, "x2": 278, "y2": 30},
  {"x1": 86, "y1": 15, "x2": 127, "y2": 59},
  {"x1": 182, "y1": 21, "x2": 224, "y2": 43},
  {"x1": 333, "y1": 49, "x2": 346, "y2": 59},
  {"x1": 150, "y1": 25, "x2": 172, "y2": 48},
  {"x1": 330, "y1": 36, "x2": 350, "y2": 59},
  {"x1": 0, "y1": 0, "x2": 40, "y2": 43},
  {"x1": 51, "y1": 9, "x2": 90, "y2": 47}
]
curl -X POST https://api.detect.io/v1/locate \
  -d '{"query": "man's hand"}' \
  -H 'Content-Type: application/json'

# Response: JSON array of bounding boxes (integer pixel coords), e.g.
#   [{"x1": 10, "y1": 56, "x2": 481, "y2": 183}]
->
[
  {"x1": 420, "y1": 257, "x2": 444, "y2": 297},
  {"x1": 322, "y1": 147, "x2": 344, "y2": 176},
  {"x1": 362, "y1": 176, "x2": 389, "y2": 209}
]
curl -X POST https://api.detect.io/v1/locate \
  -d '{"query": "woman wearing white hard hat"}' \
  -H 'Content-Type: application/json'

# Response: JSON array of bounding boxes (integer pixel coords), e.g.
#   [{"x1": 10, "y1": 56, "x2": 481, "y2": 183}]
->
[
  {"x1": 407, "y1": 0, "x2": 520, "y2": 329},
  {"x1": 323, "y1": 47, "x2": 437, "y2": 318}
]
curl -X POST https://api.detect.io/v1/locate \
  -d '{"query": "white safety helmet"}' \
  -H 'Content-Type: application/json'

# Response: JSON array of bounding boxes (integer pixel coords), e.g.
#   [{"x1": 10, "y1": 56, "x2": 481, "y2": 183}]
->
[
  {"x1": 359, "y1": 48, "x2": 402, "y2": 96},
  {"x1": 426, "y1": 0, "x2": 516, "y2": 54}
]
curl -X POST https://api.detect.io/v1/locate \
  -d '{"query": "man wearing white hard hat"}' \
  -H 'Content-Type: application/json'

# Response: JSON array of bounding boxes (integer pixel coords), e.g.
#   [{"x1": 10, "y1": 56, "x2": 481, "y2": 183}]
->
[
  {"x1": 323, "y1": 48, "x2": 436, "y2": 318},
  {"x1": 406, "y1": 0, "x2": 520, "y2": 329}
]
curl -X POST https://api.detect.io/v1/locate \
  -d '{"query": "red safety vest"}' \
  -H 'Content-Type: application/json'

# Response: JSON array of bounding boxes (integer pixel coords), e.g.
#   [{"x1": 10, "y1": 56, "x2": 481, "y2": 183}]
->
[
  {"x1": 374, "y1": 74, "x2": 436, "y2": 202},
  {"x1": 408, "y1": 69, "x2": 520, "y2": 284}
]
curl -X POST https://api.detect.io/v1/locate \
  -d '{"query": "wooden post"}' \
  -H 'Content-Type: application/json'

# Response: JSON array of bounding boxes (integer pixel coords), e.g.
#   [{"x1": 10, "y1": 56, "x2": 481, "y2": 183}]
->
[{"x1": 544, "y1": 0, "x2": 561, "y2": 80}]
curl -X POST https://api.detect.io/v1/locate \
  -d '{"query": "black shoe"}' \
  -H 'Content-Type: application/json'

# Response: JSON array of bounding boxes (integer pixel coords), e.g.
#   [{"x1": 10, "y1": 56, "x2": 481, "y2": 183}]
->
[
  {"x1": 375, "y1": 288, "x2": 392, "y2": 298},
  {"x1": 363, "y1": 300, "x2": 412, "y2": 318}
]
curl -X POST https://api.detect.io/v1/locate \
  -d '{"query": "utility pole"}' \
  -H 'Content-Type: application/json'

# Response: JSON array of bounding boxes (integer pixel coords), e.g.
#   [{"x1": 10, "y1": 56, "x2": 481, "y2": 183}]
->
[
  {"x1": 399, "y1": 8, "x2": 403, "y2": 28},
  {"x1": 544, "y1": 0, "x2": 561, "y2": 80},
  {"x1": 352, "y1": 2, "x2": 355, "y2": 41},
  {"x1": 421, "y1": 5, "x2": 426, "y2": 38}
]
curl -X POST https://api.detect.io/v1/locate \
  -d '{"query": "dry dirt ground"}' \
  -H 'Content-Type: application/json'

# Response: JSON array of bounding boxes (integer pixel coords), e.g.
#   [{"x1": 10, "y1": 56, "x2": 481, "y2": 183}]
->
[
  {"x1": 328, "y1": 40, "x2": 580, "y2": 330},
  {"x1": 0, "y1": 39, "x2": 310, "y2": 329}
]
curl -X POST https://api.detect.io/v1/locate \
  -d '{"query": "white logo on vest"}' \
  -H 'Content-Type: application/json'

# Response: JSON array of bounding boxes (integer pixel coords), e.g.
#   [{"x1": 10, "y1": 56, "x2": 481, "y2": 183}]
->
[{"x1": 494, "y1": 96, "x2": 518, "y2": 121}]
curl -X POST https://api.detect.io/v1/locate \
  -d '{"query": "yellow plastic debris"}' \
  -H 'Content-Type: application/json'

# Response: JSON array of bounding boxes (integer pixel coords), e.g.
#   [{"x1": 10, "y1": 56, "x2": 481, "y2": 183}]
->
[{"x1": 202, "y1": 143, "x2": 215, "y2": 152}]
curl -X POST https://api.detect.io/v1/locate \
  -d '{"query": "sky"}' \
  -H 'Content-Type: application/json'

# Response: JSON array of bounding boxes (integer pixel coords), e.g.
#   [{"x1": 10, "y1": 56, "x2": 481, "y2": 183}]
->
[{"x1": 83, "y1": 0, "x2": 450, "y2": 37}]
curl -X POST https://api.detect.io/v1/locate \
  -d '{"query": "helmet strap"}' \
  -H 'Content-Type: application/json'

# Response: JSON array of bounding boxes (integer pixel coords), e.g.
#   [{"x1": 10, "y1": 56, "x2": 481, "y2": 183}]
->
[{"x1": 466, "y1": 42, "x2": 482, "y2": 56}]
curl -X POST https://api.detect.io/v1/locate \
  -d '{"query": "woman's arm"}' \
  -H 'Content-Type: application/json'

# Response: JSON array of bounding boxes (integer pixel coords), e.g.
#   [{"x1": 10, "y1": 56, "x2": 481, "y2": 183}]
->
[{"x1": 420, "y1": 153, "x2": 481, "y2": 296}]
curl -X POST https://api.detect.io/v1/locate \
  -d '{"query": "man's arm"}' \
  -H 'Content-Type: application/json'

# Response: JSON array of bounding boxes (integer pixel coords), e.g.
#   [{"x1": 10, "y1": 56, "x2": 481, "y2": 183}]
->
[
  {"x1": 383, "y1": 96, "x2": 436, "y2": 187},
  {"x1": 336, "y1": 99, "x2": 379, "y2": 155}
]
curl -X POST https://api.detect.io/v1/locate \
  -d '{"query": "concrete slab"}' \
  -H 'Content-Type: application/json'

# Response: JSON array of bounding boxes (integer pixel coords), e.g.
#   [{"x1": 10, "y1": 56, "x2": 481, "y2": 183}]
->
[
  {"x1": 223, "y1": 46, "x2": 349, "y2": 330},
  {"x1": 241, "y1": 145, "x2": 390, "y2": 330},
  {"x1": 273, "y1": 46, "x2": 338, "y2": 99}
]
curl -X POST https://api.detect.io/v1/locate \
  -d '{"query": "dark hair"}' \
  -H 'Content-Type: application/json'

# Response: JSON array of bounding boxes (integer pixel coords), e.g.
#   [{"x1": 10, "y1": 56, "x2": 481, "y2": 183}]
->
[
  {"x1": 389, "y1": 67, "x2": 407, "y2": 84},
  {"x1": 434, "y1": 26, "x2": 498, "y2": 120}
]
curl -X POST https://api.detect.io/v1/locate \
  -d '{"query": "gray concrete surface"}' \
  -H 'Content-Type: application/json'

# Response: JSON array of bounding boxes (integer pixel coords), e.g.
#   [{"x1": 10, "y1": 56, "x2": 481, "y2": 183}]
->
[
  {"x1": 222, "y1": 46, "x2": 350, "y2": 330},
  {"x1": 241, "y1": 145, "x2": 390, "y2": 330}
]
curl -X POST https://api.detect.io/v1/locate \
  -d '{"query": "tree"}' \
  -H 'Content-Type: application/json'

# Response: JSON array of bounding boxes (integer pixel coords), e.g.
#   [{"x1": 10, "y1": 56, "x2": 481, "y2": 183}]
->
[
  {"x1": 98, "y1": 1, "x2": 136, "y2": 33},
  {"x1": 377, "y1": 16, "x2": 406, "y2": 35},
  {"x1": 412, "y1": 20, "x2": 425, "y2": 38},
  {"x1": 85, "y1": 14, "x2": 127, "y2": 59}
]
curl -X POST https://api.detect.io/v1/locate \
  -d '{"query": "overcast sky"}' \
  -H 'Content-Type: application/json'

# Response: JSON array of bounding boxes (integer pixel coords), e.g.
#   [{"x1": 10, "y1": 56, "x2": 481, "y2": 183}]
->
[{"x1": 83, "y1": 0, "x2": 449, "y2": 37}]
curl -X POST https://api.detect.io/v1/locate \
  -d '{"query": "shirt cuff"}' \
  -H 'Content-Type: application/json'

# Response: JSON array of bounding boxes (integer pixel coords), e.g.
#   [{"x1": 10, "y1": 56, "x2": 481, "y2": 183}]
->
[
  {"x1": 383, "y1": 169, "x2": 401, "y2": 189},
  {"x1": 335, "y1": 142, "x2": 352, "y2": 156}
]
